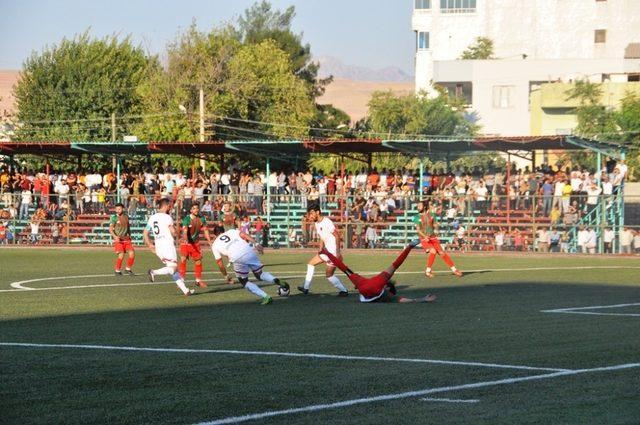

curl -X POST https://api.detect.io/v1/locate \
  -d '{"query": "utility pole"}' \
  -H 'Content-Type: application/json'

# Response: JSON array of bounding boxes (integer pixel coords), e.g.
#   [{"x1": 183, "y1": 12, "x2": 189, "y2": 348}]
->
[
  {"x1": 111, "y1": 112, "x2": 116, "y2": 172},
  {"x1": 199, "y1": 87, "x2": 206, "y2": 173}
]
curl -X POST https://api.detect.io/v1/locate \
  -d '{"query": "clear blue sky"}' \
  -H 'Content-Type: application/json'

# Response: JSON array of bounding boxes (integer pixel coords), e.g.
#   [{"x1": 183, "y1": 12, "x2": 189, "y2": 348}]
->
[{"x1": 0, "y1": 0, "x2": 414, "y2": 73}]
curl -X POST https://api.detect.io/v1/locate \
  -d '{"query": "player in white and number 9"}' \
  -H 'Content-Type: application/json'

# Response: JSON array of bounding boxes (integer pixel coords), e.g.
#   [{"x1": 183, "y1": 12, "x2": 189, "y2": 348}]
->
[{"x1": 210, "y1": 226, "x2": 290, "y2": 305}]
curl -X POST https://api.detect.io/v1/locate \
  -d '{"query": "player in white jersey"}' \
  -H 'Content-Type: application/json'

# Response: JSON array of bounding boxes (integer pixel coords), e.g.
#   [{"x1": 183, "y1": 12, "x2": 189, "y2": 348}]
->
[
  {"x1": 211, "y1": 227, "x2": 290, "y2": 305},
  {"x1": 297, "y1": 205, "x2": 348, "y2": 296},
  {"x1": 143, "y1": 198, "x2": 194, "y2": 296}
]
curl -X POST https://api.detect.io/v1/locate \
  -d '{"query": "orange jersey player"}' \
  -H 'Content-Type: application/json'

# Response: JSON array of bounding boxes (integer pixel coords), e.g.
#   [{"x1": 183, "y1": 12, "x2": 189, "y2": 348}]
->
[
  {"x1": 412, "y1": 200, "x2": 462, "y2": 278},
  {"x1": 109, "y1": 203, "x2": 135, "y2": 276},
  {"x1": 319, "y1": 242, "x2": 436, "y2": 304},
  {"x1": 178, "y1": 204, "x2": 212, "y2": 287}
]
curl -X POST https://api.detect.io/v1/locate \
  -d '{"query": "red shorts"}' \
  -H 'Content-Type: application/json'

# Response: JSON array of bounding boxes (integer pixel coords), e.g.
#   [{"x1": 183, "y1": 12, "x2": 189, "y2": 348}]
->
[
  {"x1": 180, "y1": 242, "x2": 202, "y2": 260},
  {"x1": 350, "y1": 271, "x2": 391, "y2": 299},
  {"x1": 421, "y1": 236, "x2": 443, "y2": 252},
  {"x1": 114, "y1": 239, "x2": 134, "y2": 253}
]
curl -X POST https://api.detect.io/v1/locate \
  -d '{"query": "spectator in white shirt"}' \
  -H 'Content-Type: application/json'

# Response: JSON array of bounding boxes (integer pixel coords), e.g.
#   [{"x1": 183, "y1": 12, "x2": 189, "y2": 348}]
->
[
  {"x1": 577, "y1": 226, "x2": 589, "y2": 254},
  {"x1": 603, "y1": 228, "x2": 615, "y2": 253},
  {"x1": 619, "y1": 227, "x2": 634, "y2": 254},
  {"x1": 536, "y1": 227, "x2": 550, "y2": 252},
  {"x1": 585, "y1": 228, "x2": 597, "y2": 254},
  {"x1": 20, "y1": 189, "x2": 32, "y2": 219}
]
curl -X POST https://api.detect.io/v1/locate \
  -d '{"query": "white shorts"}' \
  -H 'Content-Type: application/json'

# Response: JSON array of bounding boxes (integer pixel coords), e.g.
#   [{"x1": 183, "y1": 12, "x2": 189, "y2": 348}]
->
[
  {"x1": 232, "y1": 251, "x2": 264, "y2": 278},
  {"x1": 319, "y1": 242, "x2": 337, "y2": 266},
  {"x1": 155, "y1": 242, "x2": 177, "y2": 266}
]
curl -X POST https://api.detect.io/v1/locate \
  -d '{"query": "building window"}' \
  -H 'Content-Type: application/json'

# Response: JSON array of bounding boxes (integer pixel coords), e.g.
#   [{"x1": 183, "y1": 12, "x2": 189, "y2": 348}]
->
[
  {"x1": 492, "y1": 85, "x2": 515, "y2": 109},
  {"x1": 417, "y1": 31, "x2": 430, "y2": 50},
  {"x1": 415, "y1": 0, "x2": 431, "y2": 9},
  {"x1": 440, "y1": 0, "x2": 476, "y2": 13},
  {"x1": 595, "y1": 29, "x2": 606, "y2": 43}
]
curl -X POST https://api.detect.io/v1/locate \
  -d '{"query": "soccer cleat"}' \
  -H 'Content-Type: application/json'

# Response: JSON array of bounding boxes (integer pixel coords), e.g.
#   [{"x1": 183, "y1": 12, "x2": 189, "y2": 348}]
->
[
  {"x1": 338, "y1": 291, "x2": 349, "y2": 297},
  {"x1": 195, "y1": 280, "x2": 208, "y2": 288},
  {"x1": 410, "y1": 239, "x2": 421, "y2": 248},
  {"x1": 453, "y1": 270, "x2": 463, "y2": 277},
  {"x1": 260, "y1": 296, "x2": 273, "y2": 305},
  {"x1": 422, "y1": 294, "x2": 437, "y2": 303},
  {"x1": 147, "y1": 269, "x2": 155, "y2": 283},
  {"x1": 297, "y1": 286, "x2": 309, "y2": 295},
  {"x1": 425, "y1": 270, "x2": 435, "y2": 278},
  {"x1": 125, "y1": 269, "x2": 134, "y2": 276},
  {"x1": 185, "y1": 288, "x2": 196, "y2": 296},
  {"x1": 114, "y1": 270, "x2": 122, "y2": 276}
]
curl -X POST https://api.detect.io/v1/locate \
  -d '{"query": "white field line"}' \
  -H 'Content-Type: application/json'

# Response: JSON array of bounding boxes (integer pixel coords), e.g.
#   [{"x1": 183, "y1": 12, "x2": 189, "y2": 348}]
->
[
  {"x1": 196, "y1": 363, "x2": 640, "y2": 425},
  {"x1": 4, "y1": 265, "x2": 640, "y2": 293},
  {"x1": 0, "y1": 342, "x2": 569, "y2": 373},
  {"x1": 541, "y1": 302, "x2": 640, "y2": 318},
  {"x1": 420, "y1": 397, "x2": 480, "y2": 403}
]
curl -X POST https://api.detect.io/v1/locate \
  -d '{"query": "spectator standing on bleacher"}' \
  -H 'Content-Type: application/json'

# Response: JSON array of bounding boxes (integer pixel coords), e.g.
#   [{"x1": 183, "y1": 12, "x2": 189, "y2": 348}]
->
[
  {"x1": 19, "y1": 187, "x2": 32, "y2": 219},
  {"x1": 619, "y1": 227, "x2": 633, "y2": 254}
]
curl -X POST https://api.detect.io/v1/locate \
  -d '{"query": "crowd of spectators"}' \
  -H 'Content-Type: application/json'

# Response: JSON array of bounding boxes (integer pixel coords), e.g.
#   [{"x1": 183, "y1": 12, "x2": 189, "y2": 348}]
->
[{"x1": 0, "y1": 157, "x2": 634, "y2": 250}]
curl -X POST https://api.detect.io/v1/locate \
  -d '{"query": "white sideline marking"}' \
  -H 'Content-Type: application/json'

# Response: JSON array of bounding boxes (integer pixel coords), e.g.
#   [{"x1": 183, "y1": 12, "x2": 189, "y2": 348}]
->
[
  {"x1": 542, "y1": 302, "x2": 640, "y2": 318},
  {"x1": 0, "y1": 342, "x2": 569, "y2": 372},
  {"x1": 5, "y1": 265, "x2": 640, "y2": 293},
  {"x1": 420, "y1": 397, "x2": 480, "y2": 403},
  {"x1": 196, "y1": 363, "x2": 640, "y2": 425}
]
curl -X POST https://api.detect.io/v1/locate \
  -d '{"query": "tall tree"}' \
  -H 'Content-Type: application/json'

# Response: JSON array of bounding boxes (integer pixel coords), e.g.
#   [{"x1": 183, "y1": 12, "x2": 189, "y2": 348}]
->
[
  {"x1": 14, "y1": 32, "x2": 153, "y2": 141},
  {"x1": 460, "y1": 37, "x2": 495, "y2": 60}
]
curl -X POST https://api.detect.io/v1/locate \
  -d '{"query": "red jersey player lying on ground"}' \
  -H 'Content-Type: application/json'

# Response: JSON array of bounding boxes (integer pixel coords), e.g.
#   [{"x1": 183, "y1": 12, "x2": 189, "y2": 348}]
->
[{"x1": 319, "y1": 242, "x2": 436, "y2": 303}]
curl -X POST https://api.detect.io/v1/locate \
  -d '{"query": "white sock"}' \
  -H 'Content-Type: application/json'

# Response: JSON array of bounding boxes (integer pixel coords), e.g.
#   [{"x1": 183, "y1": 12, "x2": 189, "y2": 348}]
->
[
  {"x1": 450, "y1": 266, "x2": 458, "y2": 272},
  {"x1": 172, "y1": 272, "x2": 190, "y2": 294},
  {"x1": 304, "y1": 264, "x2": 315, "y2": 289},
  {"x1": 259, "y1": 271, "x2": 276, "y2": 284},
  {"x1": 153, "y1": 266, "x2": 174, "y2": 275},
  {"x1": 327, "y1": 275, "x2": 347, "y2": 292},
  {"x1": 245, "y1": 281, "x2": 268, "y2": 298},
  {"x1": 426, "y1": 267, "x2": 432, "y2": 273}
]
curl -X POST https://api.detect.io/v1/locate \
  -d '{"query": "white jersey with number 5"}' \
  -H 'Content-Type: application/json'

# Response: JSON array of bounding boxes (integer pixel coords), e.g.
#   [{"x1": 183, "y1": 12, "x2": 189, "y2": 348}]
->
[
  {"x1": 315, "y1": 216, "x2": 337, "y2": 254},
  {"x1": 146, "y1": 212, "x2": 177, "y2": 263},
  {"x1": 211, "y1": 229, "x2": 254, "y2": 262}
]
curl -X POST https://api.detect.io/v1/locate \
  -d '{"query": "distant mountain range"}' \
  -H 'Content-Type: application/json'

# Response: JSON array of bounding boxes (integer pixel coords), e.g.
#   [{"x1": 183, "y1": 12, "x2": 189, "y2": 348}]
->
[{"x1": 316, "y1": 56, "x2": 413, "y2": 82}]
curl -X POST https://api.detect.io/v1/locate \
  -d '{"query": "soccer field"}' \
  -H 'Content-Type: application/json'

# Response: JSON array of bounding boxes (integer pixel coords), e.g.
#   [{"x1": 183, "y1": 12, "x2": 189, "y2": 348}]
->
[{"x1": 1, "y1": 248, "x2": 639, "y2": 424}]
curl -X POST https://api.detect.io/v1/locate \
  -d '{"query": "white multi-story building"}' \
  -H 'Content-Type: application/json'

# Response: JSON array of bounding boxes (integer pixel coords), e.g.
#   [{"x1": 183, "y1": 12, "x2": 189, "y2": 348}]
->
[{"x1": 412, "y1": 0, "x2": 640, "y2": 135}]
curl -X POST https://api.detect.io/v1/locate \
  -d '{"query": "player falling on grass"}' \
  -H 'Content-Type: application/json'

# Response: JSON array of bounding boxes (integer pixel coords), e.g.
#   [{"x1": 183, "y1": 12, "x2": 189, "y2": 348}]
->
[
  {"x1": 144, "y1": 198, "x2": 194, "y2": 296},
  {"x1": 414, "y1": 200, "x2": 462, "y2": 278},
  {"x1": 319, "y1": 241, "x2": 436, "y2": 303},
  {"x1": 178, "y1": 204, "x2": 211, "y2": 288},
  {"x1": 211, "y1": 226, "x2": 290, "y2": 305},
  {"x1": 109, "y1": 203, "x2": 135, "y2": 276},
  {"x1": 297, "y1": 205, "x2": 349, "y2": 296}
]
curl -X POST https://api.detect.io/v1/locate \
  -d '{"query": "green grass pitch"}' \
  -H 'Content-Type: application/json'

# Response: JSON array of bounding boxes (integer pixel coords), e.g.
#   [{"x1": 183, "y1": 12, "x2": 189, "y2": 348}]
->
[{"x1": 1, "y1": 248, "x2": 639, "y2": 424}]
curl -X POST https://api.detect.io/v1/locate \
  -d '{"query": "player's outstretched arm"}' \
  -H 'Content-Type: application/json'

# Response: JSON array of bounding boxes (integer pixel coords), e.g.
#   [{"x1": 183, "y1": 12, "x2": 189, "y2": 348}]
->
[
  {"x1": 142, "y1": 229, "x2": 154, "y2": 251},
  {"x1": 215, "y1": 258, "x2": 234, "y2": 284},
  {"x1": 239, "y1": 232, "x2": 263, "y2": 254}
]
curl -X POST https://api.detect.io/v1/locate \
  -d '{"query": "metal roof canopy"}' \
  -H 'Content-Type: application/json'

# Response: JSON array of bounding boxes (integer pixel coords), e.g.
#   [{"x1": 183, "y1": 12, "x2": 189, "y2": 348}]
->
[{"x1": 0, "y1": 135, "x2": 627, "y2": 159}]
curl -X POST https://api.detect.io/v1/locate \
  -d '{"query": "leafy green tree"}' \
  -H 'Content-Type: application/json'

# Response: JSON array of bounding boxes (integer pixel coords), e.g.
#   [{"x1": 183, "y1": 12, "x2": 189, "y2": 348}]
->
[
  {"x1": 564, "y1": 80, "x2": 617, "y2": 137},
  {"x1": 237, "y1": 1, "x2": 331, "y2": 98},
  {"x1": 460, "y1": 37, "x2": 494, "y2": 60},
  {"x1": 14, "y1": 32, "x2": 153, "y2": 141}
]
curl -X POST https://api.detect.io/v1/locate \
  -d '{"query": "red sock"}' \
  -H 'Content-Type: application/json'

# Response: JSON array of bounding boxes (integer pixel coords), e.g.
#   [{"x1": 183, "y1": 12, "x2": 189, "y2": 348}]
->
[
  {"x1": 115, "y1": 257, "x2": 123, "y2": 271},
  {"x1": 427, "y1": 253, "x2": 436, "y2": 268},
  {"x1": 194, "y1": 263, "x2": 203, "y2": 280},
  {"x1": 442, "y1": 253, "x2": 455, "y2": 268},
  {"x1": 178, "y1": 260, "x2": 187, "y2": 278},
  {"x1": 126, "y1": 256, "x2": 135, "y2": 270},
  {"x1": 320, "y1": 249, "x2": 350, "y2": 274},
  {"x1": 392, "y1": 245, "x2": 414, "y2": 270}
]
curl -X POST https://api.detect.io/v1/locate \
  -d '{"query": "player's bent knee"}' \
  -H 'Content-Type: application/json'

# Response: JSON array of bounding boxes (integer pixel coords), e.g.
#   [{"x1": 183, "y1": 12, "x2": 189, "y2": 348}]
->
[{"x1": 238, "y1": 277, "x2": 248, "y2": 287}]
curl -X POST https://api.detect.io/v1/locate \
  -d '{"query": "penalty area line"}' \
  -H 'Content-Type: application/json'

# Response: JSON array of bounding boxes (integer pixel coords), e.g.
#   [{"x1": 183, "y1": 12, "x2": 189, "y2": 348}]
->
[
  {"x1": 0, "y1": 342, "x2": 569, "y2": 372},
  {"x1": 542, "y1": 302, "x2": 640, "y2": 317},
  {"x1": 196, "y1": 362, "x2": 640, "y2": 425},
  {"x1": 420, "y1": 397, "x2": 480, "y2": 403}
]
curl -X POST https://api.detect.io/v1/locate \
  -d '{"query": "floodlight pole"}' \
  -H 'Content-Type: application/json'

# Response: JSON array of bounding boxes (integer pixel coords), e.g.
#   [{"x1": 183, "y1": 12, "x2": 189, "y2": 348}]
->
[
  {"x1": 199, "y1": 87, "x2": 206, "y2": 172},
  {"x1": 419, "y1": 157, "x2": 424, "y2": 199},
  {"x1": 266, "y1": 157, "x2": 271, "y2": 221},
  {"x1": 116, "y1": 156, "x2": 121, "y2": 204}
]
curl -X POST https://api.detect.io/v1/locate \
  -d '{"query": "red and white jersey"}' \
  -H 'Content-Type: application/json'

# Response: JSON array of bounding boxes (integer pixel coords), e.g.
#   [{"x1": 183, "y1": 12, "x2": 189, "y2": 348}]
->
[
  {"x1": 211, "y1": 229, "x2": 254, "y2": 262},
  {"x1": 315, "y1": 216, "x2": 337, "y2": 254}
]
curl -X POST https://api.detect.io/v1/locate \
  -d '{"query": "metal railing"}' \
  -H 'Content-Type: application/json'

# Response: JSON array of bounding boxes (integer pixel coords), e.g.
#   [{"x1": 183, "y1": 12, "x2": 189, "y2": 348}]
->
[{"x1": 0, "y1": 191, "x2": 638, "y2": 254}]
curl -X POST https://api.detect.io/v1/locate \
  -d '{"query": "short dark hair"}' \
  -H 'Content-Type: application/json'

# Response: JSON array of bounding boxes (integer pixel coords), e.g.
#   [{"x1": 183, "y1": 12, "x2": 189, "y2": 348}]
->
[
  {"x1": 158, "y1": 198, "x2": 171, "y2": 209},
  {"x1": 114, "y1": 203, "x2": 125, "y2": 208},
  {"x1": 307, "y1": 203, "x2": 321, "y2": 213}
]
